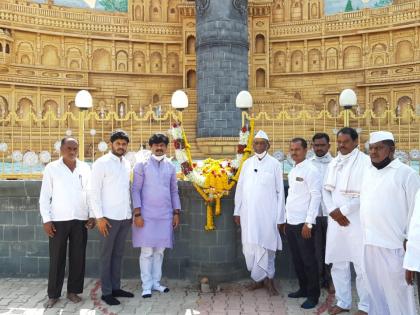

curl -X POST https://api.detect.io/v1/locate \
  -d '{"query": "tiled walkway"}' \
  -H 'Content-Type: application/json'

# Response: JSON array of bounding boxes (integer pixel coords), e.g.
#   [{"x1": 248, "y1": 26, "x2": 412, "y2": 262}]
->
[{"x1": 0, "y1": 278, "x2": 418, "y2": 315}]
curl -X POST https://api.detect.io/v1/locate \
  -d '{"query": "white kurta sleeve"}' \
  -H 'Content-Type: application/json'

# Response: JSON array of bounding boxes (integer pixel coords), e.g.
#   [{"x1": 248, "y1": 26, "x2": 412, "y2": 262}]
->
[
  {"x1": 89, "y1": 161, "x2": 104, "y2": 218},
  {"x1": 339, "y1": 197, "x2": 360, "y2": 217},
  {"x1": 404, "y1": 173, "x2": 420, "y2": 237},
  {"x1": 305, "y1": 169, "x2": 321, "y2": 224},
  {"x1": 233, "y1": 162, "x2": 246, "y2": 216},
  {"x1": 322, "y1": 167, "x2": 336, "y2": 214},
  {"x1": 275, "y1": 162, "x2": 285, "y2": 225},
  {"x1": 404, "y1": 189, "x2": 420, "y2": 272},
  {"x1": 85, "y1": 166, "x2": 94, "y2": 218},
  {"x1": 39, "y1": 166, "x2": 53, "y2": 223}
]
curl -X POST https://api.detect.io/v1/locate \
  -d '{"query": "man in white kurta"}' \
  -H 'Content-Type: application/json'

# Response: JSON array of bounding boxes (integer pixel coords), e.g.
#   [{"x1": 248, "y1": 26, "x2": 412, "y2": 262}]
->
[
  {"x1": 234, "y1": 130, "x2": 285, "y2": 295},
  {"x1": 360, "y1": 131, "x2": 420, "y2": 315},
  {"x1": 404, "y1": 190, "x2": 420, "y2": 306},
  {"x1": 323, "y1": 127, "x2": 370, "y2": 315}
]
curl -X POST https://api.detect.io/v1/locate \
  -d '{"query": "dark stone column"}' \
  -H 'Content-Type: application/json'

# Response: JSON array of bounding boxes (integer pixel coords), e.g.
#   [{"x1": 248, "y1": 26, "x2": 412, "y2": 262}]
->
[{"x1": 196, "y1": 0, "x2": 249, "y2": 137}]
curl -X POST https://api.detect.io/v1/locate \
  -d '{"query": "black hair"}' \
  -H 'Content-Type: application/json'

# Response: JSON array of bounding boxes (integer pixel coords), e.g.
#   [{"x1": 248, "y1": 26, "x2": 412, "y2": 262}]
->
[
  {"x1": 110, "y1": 129, "x2": 130, "y2": 143},
  {"x1": 337, "y1": 127, "x2": 358, "y2": 141},
  {"x1": 149, "y1": 133, "x2": 169, "y2": 146},
  {"x1": 291, "y1": 137, "x2": 308, "y2": 149},
  {"x1": 312, "y1": 132, "x2": 330, "y2": 143},
  {"x1": 61, "y1": 137, "x2": 78, "y2": 147},
  {"x1": 382, "y1": 139, "x2": 395, "y2": 148}
]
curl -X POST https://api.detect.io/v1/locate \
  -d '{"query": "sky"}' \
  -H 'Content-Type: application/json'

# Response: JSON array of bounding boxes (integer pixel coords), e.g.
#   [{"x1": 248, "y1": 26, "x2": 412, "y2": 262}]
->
[{"x1": 31, "y1": 0, "x2": 392, "y2": 14}]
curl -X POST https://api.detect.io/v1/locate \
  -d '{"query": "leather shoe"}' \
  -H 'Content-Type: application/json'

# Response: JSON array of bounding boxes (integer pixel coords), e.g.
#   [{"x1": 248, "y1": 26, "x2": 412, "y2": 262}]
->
[
  {"x1": 101, "y1": 294, "x2": 120, "y2": 305},
  {"x1": 288, "y1": 290, "x2": 307, "y2": 298},
  {"x1": 301, "y1": 298, "x2": 318, "y2": 309},
  {"x1": 112, "y1": 289, "x2": 134, "y2": 298}
]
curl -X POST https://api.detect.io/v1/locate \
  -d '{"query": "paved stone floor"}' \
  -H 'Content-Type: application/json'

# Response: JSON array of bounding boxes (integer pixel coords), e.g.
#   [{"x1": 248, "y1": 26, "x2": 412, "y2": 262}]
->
[{"x1": 0, "y1": 278, "x2": 418, "y2": 315}]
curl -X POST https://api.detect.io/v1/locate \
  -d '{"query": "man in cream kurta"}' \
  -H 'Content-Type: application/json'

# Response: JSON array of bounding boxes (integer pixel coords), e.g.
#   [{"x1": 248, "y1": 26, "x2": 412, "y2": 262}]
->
[
  {"x1": 360, "y1": 131, "x2": 420, "y2": 315},
  {"x1": 323, "y1": 127, "x2": 370, "y2": 315},
  {"x1": 234, "y1": 130, "x2": 285, "y2": 296}
]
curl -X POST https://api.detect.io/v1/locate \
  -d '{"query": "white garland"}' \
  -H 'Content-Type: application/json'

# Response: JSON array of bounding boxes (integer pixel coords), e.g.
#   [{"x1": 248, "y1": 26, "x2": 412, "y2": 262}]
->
[
  {"x1": 12, "y1": 150, "x2": 23, "y2": 162},
  {"x1": 98, "y1": 141, "x2": 108, "y2": 153},
  {"x1": 23, "y1": 151, "x2": 39, "y2": 167},
  {"x1": 54, "y1": 140, "x2": 61, "y2": 153},
  {"x1": 39, "y1": 151, "x2": 51, "y2": 164}
]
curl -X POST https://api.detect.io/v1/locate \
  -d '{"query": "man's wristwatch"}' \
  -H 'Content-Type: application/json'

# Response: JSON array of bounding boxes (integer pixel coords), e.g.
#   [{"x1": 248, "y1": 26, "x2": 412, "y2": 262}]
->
[
  {"x1": 173, "y1": 210, "x2": 180, "y2": 215},
  {"x1": 134, "y1": 213, "x2": 141, "y2": 218},
  {"x1": 305, "y1": 223, "x2": 313, "y2": 229}
]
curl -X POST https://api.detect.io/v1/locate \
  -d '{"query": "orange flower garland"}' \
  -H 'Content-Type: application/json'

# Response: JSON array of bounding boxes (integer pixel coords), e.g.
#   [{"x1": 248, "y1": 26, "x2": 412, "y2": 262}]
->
[{"x1": 171, "y1": 120, "x2": 255, "y2": 230}]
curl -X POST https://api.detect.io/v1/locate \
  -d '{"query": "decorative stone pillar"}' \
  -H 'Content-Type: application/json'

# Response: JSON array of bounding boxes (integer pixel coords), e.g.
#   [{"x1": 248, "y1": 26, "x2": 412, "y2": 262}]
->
[{"x1": 196, "y1": 0, "x2": 248, "y2": 138}]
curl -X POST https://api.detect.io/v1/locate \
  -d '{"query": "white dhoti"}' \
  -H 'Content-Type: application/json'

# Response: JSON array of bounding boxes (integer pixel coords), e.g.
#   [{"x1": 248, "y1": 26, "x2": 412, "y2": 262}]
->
[
  {"x1": 140, "y1": 247, "x2": 165, "y2": 291},
  {"x1": 364, "y1": 245, "x2": 417, "y2": 315},
  {"x1": 243, "y1": 243, "x2": 276, "y2": 282},
  {"x1": 331, "y1": 261, "x2": 369, "y2": 312}
]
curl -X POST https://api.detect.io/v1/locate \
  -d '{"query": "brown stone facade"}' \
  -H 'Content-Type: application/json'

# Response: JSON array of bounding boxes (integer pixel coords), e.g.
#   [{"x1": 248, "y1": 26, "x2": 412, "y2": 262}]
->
[{"x1": 0, "y1": 0, "x2": 419, "y2": 157}]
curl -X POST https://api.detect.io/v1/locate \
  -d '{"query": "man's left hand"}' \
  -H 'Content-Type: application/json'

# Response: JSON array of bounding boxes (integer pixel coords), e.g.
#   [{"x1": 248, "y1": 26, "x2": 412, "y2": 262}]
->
[
  {"x1": 173, "y1": 214, "x2": 180, "y2": 229},
  {"x1": 85, "y1": 218, "x2": 96, "y2": 229},
  {"x1": 301, "y1": 225, "x2": 312, "y2": 239}
]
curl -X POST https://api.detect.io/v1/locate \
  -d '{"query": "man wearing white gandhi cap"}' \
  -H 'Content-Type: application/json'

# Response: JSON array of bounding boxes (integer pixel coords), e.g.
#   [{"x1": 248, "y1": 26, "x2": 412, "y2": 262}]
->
[
  {"x1": 234, "y1": 130, "x2": 285, "y2": 295},
  {"x1": 360, "y1": 131, "x2": 420, "y2": 315}
]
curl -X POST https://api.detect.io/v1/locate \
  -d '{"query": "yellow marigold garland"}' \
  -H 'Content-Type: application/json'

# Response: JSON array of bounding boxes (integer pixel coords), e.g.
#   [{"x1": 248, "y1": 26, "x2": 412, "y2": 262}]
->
[{"x1": 171, "y1": 119, "x2": 254, "y2": 230}]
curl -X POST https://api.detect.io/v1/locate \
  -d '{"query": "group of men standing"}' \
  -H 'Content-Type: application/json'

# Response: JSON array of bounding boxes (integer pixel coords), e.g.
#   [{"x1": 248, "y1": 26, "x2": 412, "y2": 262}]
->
[
  {"x1": 39, "y1": 130, "x2": 180, "y2": 307},
  {"x1": 235, "y1": 127, "x2": 420, "y2": 314}
]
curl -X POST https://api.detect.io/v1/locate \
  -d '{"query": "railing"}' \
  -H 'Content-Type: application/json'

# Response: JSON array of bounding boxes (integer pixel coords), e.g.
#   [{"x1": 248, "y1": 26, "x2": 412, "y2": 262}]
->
[
  {"x1": 1, "y1": 105, "x2": 420, "y2": 179},
  {"x1": 0, "y1": 107, "x2": 180, "y2": 179},
  {"x1": 244, "y1": 108, "x2": 420, "y2": 173}
]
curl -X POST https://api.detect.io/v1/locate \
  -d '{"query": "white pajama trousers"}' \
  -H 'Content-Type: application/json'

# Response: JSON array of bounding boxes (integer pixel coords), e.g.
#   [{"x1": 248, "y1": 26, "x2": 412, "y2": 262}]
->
[
  {"x1": 243, "y1": 243, "x2": 276, "y2": 282},
  {"x1": 140, "y1": 247, "x2": 165, "y2": 291},
  {"x1": 331, "y1": 261, "x2": 369, "y2": 312},
  {"x1": 364, "y1": 245, "x2": 417, "y2": 315}
]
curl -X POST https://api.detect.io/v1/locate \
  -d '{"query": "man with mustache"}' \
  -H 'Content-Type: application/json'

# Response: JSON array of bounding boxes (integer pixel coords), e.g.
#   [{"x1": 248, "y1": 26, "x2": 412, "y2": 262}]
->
[
  {"x1": 39, "y1": 137, "x2": 95, "y2": 308},
  {"x1": 286, "y1": 137, "x2": 322, "y2": 309},
  {"x1": 360, "y1": 131, "x2": 420, "y2": 315},
  {"x1": 90, "y1": 130, "x2": 134, "y2": 305},
  {"x1": 131, "y1": 133, "x2": 181, "y2": 299},
  {"x1": 323, "y1": 127, "x2": 370, "y2": 315},
  {"x1": 309, "y1": 133, "x2": 334, "y2": 293}
]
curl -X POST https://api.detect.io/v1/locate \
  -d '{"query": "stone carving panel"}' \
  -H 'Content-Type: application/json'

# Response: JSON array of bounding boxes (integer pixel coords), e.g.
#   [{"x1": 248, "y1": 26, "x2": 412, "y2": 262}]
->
[
  {"x1": 196, "y1": 0, "x2": 210, "y2": 17},
  {"x1": 232, "y1": 0, "x2": 247, "y2": 16}
]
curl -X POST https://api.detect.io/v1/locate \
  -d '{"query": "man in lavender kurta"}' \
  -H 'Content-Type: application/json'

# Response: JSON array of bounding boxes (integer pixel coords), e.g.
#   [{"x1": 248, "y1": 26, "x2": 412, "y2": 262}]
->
[{"x1": 131, "y1": 133, "x2": 181, "y2": 298}]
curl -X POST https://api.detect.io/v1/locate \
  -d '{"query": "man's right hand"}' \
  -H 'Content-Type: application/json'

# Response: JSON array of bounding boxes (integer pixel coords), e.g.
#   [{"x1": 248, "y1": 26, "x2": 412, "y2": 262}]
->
[
  {"x1": 134, "y1": 216, "x2": 144, "y2": 228},
  {"x1": 43, "y1": 222, "x2": 56, "y2": 238},
  {"x1": 96, "y1": 217, "x2": 112, "y2": 237},
  {"x1": 234, "y1": 215, "x2": 240, "y2": 226},
  {"x1": 329, "y1": 208, "x2": 350, "y2": 226}
]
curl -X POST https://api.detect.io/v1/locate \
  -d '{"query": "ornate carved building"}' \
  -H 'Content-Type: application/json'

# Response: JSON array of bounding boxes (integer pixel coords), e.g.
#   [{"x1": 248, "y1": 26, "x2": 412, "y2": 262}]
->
[{"x1": 0, "y1": 0, "x2": 419, "y2": 156}]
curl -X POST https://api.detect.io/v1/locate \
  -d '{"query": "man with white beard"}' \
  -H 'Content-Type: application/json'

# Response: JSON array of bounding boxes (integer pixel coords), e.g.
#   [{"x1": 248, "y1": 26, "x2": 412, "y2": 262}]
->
[
  {"x1": 234, "y1": 130, "x2": 285, "y2": 296},
  {"x1": 323, "y1": 127, "x2": 370, "y2": 315},
  {"x1": 360, "y1": 131, "x2": 420, "y2": 315}
]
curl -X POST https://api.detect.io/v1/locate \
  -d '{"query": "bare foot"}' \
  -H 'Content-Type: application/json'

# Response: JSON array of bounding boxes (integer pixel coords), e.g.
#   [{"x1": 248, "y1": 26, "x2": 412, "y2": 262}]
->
[
  {"x1": 66, "y1": 293, "x2": 82, "y2": 303},
  {"x1": 43, "y1": 298, "x2": 58, "y2": 308},
  {"x1": 265, "y1": 278, "x2": 279, "y2": 296},
  {"x1": 247, "y1": 281, "x2": 264, "y2": 291}
]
